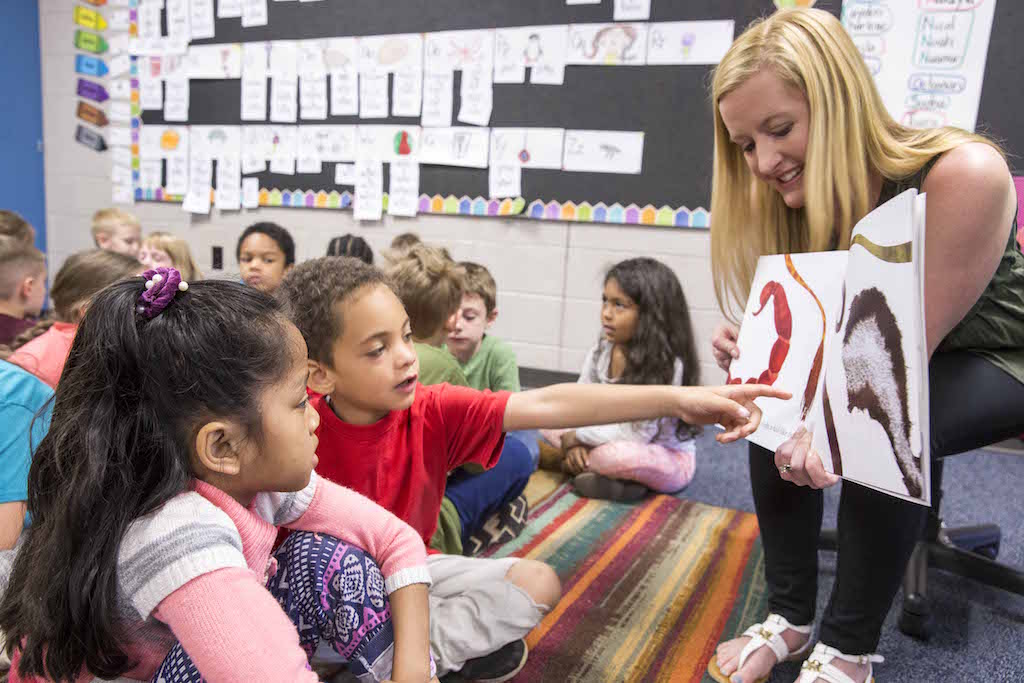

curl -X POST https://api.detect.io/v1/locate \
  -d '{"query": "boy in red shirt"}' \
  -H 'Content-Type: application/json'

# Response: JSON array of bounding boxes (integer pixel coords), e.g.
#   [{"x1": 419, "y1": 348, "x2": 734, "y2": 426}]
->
[{"x1": 279, "y1": 257, "x2": 787, "y2": 682}]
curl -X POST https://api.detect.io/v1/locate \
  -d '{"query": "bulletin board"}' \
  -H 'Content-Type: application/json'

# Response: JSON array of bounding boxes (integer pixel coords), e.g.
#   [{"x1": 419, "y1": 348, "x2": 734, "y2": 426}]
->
[{"x1": 118, "y1": 0, "x2": 1023, "y2": 227}]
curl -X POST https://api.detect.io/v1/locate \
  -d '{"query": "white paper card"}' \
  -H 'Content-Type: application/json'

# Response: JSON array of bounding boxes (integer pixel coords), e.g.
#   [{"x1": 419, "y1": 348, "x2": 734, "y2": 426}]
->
[
  {"x1": 186, "y1": 44, "x2": 242, "y2": 79},
  {"x1": 299, "y1": 124, "x2": 357, "y2": 161},
  {"x1": 330, "y1": 70, "x2": 359, "y2": 116},
  {"x1": 164, "y1": 78, "x2": 190, "y2": 121},
  {"x1": 457, "y1": 66, "x2": 493, "y2": 126},
  {"x1": 109, "y1": 79, "x2": 131, "y2": 99},
  {"x1": 241, "y1": 75, "x2": 267, "y2": 120},
  {"x1": 270, "y1": 76, "x2": 298, "y2": 122},
  {"x1": 324, "y1": 38, "x2": 358, "y2": 73},
  {"x1": 109, "y1": 8, "x2": 131, "y2": 30},
  {"x1": 241, "y1": 0, "x2": 268, "y2": 27},
  {"x1": 567, "y1": 23, "x2": 648, "y2": 65},
  {"x1": 109, "y1": 101, "x2": 132, "y2": 123},
  {"x1": 421, "y1": 71, "x2": 454, "y2": 127},
  {"x1": 356, "y1": 125, "x2": 420, "y2": 162},
  {"x1": 490, "y1": 127, "x2": 565, "y2": 169},
  {"x1": 140, "y1": 78, "x2": 163, "y2": 110},
  {"x1": 111, "y1": 164, "x2": 132, "y2": 185},
  {"x1": 645, "y1": 21, "x2": 735, "y2": 65},
  {"x1": 527, "y1": 25, "x2": 569, "y2": 84},
  {"x1": 387, "y1": 159, "x2": 420, "y2": 217},
  {"x1": 392, "y1": 70, "x2": 423, "y2": 117},
  {"x1": 189, "y1": 0, "x2": 215, "y2": 40},
  {"x1": 191, "y1": 125, "x2": 241, "y2": 162},
  {"x1": 358, "y1": 34, "x2": 424, "y2": 74},
  {"x1": 425, "y1": 29, "x2": 495, "y2": 74},
  {"x1": 419, "y1": 127, "x2": 489, "y2": 168},
  {"x1": 842, "y1": 0, "x2": 996, "y2": 132},
  {"x1": 269, "y1": 157, "x2": 295, "y2": 174},
  {"x1": 215, "y1": 156, "x2": 242, "y2": 210},
  {"x1": 353, "y1": 159, "x2": 384, "y2": 221},
  {"x1": 614, "y1": 0, "x2": 650, "y2": 21},
  {"x1": 359, "y1": 73, "x2": 389, "y2": 119},
  {"x1": 166, "y1": 0, "x2": 191, "y2": 42},
  {"x1": 137, "y1": 4, "x2": 162, "y2": 40},
  {"x1": 108, "y1": 54, "x2": 131, "y2": 77},
  {"x1": 109, "y1": 127, "x2": 132, "y2": 147},
  {"x1": 242, "y1": 156, "x2": 267, "y2": 174},
  {"x1": 166, "y1": 156, "x2": 190, "y2": 195},
  {"x1": 297, "y1": 40, "x2": 327, "y2": 78},
  {"x1": 562, "y1": 130, "x2": 644, "y2": 174},
  {"x1": 489, "y1": 163, "x2": 521, "y2": 198},
  {"x1": 300, "y1": 75, "x2": 328, "y2": 120},
  {"x1": 296, "y1": 156, "x2": 322, "y2": 173},
  {"x1": 218, "y1": 0, "x2": 243, "y2": 18},
  {"x1": 139, "y1": 159, "x2": 163, "y2": 189},
  {"x1": 183, "y1": 156, "x2": 212, "y2": 214},
  {"x1": 335, "y1": 162, "x2": 356, "y2": 185},
  {"x1": 242, "y1": 177, "x2": 260, "y2": 208}
]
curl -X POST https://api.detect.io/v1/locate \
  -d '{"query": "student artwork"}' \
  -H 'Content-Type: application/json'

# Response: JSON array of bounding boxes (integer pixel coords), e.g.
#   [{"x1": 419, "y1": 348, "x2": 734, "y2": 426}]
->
[
  {"x1": 490, "y1": 128, "x2": 564, "y2": 169},
  {"x1": 358, "y1": 34, "x2": 423, "y2": 74},
  {"x1": 191, "y1": 126, "x2": 242, "y2": 162},
  {"x1": 356, "y1": 125, "x2": 421, "y2": 162},
  {"x1": 562, "y1": 130, "x2": 644, "y2": 174},
  {"x1": 418, "y1": 127, "x2": 489, "y2": 168},
  {"x1": 493, "y1": 25, "x2": 569, "y2": 84},
  {"x1": 298, "y1": 125, "x2": 357, "y2": 162},
  {"x1": 645, "y1": 21, "x2": 736, "y2": 65},
  {"x1": 185, "y1": 44, "x2": 243, "y2": 79},
  {"x1": 734, "y1": 189, "x2": 930, "y2": 503},
  {"x1": 424, "y1": 29, "x2": 495, "y2": 73},
  {"x1": 567, "y1": 23, "x2": 648, "y2": 66}
]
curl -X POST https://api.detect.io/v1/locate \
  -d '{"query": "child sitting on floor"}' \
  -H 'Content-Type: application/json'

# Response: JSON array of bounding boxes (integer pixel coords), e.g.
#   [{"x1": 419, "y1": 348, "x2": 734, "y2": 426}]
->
[
  {"x1": 0, "y1": 271, "x2": 435, "y2": 683},
  {"x1": 447, "y1": 262, "x2": 521, "y2": 393},
  {"x1": 540, "y1": 257, "x2": 702, "y2": 501},
  {"x1": 139, "y1": 231, "x2": 203, "y2": 281},
  {"x1": 0, "y1": 238, "x2": 46, "y2": 347},
  {"x1": 387, "y1": 247, "x2": 534, "y2": 557},
  {"x1": 6, "y1": 249, "x2": 140, "y2": 387},
  {"x1": 91, "y1": 208, "x2": 141, "y2": 259},
  {"x1": 237, "y1": 221, "x2": 295, "y2": 294},
  {"x1": 278, "y1": 255, "x2": 786, "y2": 682}
]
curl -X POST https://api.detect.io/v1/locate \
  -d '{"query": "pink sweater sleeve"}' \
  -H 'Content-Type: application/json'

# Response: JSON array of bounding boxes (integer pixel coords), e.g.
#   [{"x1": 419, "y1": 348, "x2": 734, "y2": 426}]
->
[
  {"x1": 153, "y1": 567, "x2": 319, "y2": 683},
  {"x1": 286, "y1": 476, "x2": 431, "y2": 593}
]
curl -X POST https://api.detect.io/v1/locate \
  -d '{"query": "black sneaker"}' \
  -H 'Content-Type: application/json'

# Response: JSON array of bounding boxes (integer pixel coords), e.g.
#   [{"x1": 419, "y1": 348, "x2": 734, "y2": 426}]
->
[
  {"x1": 572, "y1": 472, "x2": 649, "y2": 502},
  {"x1": 454, "y1": 638, "x2": 528, "y2": 682}
]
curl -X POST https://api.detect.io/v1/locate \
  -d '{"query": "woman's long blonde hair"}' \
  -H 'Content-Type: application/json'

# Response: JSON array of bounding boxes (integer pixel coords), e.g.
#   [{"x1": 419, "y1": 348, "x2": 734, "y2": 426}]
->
[
  {"x1": 710, "y1": 8, "x2": 1002, "y2": 318},
  {"x1": 142, "y1": 231, "x2": 203, "y2": 281}
]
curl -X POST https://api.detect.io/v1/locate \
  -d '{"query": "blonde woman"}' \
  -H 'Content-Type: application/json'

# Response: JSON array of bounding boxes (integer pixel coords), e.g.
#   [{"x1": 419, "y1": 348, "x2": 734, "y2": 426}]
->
[
  {"x1": 139, "y1": 231, "x2": 203, "y2": 282},
  {"x1": 707, "y1": 9, "x2": 1022, "y2": 683}
]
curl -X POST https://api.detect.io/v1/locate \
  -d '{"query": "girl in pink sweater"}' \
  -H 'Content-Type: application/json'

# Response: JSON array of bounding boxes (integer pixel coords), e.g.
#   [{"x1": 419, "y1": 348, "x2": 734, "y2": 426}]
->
[{"x1": 0, "y1": 269, "x2": 436, "y2": 683}]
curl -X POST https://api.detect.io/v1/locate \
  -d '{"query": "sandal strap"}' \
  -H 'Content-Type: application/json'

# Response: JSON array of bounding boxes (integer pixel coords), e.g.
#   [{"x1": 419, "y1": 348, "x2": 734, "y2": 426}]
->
[
  {"x1": 736, "y1": 613, "x2": 813, "y2": 669},
  {"x1": 797, "y1": 643, "x2": 884, "y2": 683}
]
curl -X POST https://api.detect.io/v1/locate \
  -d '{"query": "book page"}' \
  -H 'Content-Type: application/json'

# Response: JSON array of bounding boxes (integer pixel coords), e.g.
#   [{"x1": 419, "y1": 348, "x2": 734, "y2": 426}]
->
[
  {"x1": 730, "y1": 251, "x2": 849, "y2": 453},
  {"x1": 811, "y1": 188, "x2": 930, "y2": 504}
]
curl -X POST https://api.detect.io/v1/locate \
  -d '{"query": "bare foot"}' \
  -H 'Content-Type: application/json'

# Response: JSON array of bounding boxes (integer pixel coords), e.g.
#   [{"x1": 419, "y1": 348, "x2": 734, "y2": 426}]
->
[
  {"x1": 799, "y1": 657, "x2": 870, "y2": 683},
  {"x1": 714, "y1": 626, "x2": 809, "y2": 683}
]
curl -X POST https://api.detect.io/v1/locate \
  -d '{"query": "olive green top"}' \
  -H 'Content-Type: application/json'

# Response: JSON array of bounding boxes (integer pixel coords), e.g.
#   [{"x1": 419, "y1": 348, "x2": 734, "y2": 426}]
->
[{"x1": 878, "y1": 159, "x2": 1024, "y2": 386}]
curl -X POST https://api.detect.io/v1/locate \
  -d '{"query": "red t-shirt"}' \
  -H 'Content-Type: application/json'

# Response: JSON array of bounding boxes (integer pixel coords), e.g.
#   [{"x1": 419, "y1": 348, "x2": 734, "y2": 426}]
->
[{"x1": 312, "y1": 383, "x2": 510, "y2": 548}]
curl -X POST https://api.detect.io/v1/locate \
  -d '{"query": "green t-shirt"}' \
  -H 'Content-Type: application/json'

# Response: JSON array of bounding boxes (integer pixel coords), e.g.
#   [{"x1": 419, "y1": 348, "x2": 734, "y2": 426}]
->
[
  {"x1": 414, "y1": 342, "x2": 469, "y2": 387},
  {"x1": 454, "y1": 335, "x2": 521, "y2": 392}
]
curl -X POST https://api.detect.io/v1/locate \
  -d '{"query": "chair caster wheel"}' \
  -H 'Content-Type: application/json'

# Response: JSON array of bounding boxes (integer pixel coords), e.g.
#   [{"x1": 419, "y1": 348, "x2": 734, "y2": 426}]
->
[{"x1": 899, "y1": 593, "x2": 931, "y2": 640}]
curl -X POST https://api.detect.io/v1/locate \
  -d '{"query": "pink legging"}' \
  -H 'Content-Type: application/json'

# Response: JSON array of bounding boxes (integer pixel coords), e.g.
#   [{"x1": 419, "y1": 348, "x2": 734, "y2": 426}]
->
[{"x1": 540, "y1": 429, "x2": 696, "y2": 493}]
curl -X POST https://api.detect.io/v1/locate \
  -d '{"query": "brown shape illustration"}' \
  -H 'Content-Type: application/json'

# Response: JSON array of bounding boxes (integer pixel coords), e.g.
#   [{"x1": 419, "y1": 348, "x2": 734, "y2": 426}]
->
[{"x1": 841, "y1": 287, "x2": 923, "y2": 498}]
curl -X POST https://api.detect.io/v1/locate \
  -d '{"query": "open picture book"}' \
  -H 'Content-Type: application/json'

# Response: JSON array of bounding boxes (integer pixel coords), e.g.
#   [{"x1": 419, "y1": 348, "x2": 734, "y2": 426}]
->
[{"x1": 729, "y1": 188, "x2": 930, "y2": 504}]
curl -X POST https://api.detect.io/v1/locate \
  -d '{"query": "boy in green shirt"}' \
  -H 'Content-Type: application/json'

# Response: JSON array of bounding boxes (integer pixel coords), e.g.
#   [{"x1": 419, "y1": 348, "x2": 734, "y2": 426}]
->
[{"x1": 446, "y1": 262, "x2": 521, "y2": 393}]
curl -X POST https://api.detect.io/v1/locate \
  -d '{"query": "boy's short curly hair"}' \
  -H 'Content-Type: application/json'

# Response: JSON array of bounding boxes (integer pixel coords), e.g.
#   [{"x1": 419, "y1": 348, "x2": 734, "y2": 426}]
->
[
  {"x1": 459, "y1": 262, "x2": 497, "y2": 315},
  {"x1": 277, "y1": 256, "x2": 391, "y2": 367}
]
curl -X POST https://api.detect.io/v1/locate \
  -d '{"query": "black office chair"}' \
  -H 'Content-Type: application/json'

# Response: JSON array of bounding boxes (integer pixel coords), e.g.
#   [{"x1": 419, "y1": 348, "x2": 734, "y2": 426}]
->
[{"x1": 820, "y1": 456, "x2": 1024, "y2": 639}]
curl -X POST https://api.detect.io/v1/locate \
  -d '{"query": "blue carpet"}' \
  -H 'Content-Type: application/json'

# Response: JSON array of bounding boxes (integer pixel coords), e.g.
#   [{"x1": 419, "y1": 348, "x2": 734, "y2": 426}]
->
[{"x1": 685, "y1": 432, "x2": 1024, "y2": 682}]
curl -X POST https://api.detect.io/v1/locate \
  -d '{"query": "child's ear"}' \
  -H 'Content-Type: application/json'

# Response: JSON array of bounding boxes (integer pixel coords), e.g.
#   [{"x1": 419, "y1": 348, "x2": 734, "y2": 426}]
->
[
  {"x1": 486, "y1": 308, "x2": 498, "y2": 328},
  {"x1": 307, "y1": 358, "x2": 336, "y2": 395},
  {"x1": 95, "y1": 231, "x2": 111, "y2": 249},
  {"x1": 194, "y1": 420, "x2": 245, "y2": 477}
]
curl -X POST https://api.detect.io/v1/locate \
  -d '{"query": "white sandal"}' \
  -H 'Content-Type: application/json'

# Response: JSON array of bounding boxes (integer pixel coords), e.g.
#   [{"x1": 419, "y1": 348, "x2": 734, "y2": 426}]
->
[
  {"x1": 707, "y1": 613, "x2": 814, "y2": 683},
  {"x1": 796, "y1": 642, "x2": 884, "y2": 683}
]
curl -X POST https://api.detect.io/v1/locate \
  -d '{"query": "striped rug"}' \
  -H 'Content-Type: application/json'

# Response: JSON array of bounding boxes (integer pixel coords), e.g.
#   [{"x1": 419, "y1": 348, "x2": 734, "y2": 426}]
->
[{"x1": 482, "y1": 483, "x2": 769, "y2": 682}]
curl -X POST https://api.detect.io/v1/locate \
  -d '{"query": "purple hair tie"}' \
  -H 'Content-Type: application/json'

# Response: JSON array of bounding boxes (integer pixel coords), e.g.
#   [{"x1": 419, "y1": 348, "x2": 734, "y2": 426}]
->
[{"x1": 137, "y1": 267, "x2": 189, "y2": 319}]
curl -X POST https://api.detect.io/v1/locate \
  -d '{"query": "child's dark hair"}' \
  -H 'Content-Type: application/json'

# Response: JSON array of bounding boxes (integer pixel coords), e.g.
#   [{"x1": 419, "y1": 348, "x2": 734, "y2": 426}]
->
[
  {"x1": 237, "y1": 221, "x2": 295, "y2": 266},
  {"x1": 278, "y1": 256, "x2": 391, "y2": 367},
  {"x1": 0, "y1": 278, "x2": 293, "y2": 680},
  {"x1": 605, "y1": 257, "x2": 701, "y2": 438},
  {"x1": 327, "y1": 234, "x2": 374, "y2": 264}
]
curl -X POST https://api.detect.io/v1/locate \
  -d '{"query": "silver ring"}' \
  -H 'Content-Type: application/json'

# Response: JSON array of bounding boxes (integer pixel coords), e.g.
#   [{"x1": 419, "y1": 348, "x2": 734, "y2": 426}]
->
[{"x1": 779, "y1": 464, "x2": 792, "y2": 474}]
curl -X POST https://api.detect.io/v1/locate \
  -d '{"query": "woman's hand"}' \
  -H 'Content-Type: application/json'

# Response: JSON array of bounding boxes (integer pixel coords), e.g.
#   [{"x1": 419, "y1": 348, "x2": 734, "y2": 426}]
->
[
  {"x1": 564, "y1": 445, "x2": 590, "y2": 475},
  {"x1": 677, "y1": 384, "x2": 792, "y2": 443},
  {"x1": 711, "y1": 323, "x2": 740, "y2": 372},
  {"x1": 774, "y1": 425, "x2": 841, "y2": 489}
]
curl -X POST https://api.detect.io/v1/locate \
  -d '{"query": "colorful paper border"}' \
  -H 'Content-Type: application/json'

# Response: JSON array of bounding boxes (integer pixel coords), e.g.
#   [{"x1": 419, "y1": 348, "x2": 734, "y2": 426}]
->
[{"x1": 132, "y1": 185, "x2": 709, "y2": 228}]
